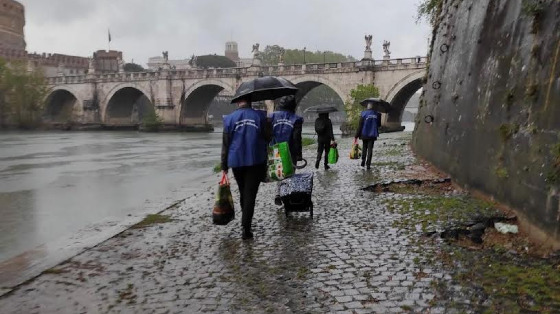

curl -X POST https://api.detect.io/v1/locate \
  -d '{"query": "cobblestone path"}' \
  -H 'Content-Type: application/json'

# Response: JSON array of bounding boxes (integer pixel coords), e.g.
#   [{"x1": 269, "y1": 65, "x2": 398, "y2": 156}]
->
[{"x1": 1, "y1": 133, "x2": 456, "y2": 313}]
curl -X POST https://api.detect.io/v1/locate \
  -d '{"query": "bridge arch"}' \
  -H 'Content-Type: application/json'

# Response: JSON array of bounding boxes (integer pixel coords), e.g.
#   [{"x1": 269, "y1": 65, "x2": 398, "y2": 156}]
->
[
  {"x1": 384, "y1": 69, "x2": 425, "y2": 128},
  {"x1": 103, "y1": 86, "x2": 154, "y2": 125},
  {"x1": 290, "y1": 76, "x2": 347, "y2": 104},
  {"x1": 44, "y1": 87, "x2": 82, "y2": 123},
  {"x1": 180, "y1": 79, "x2": 234, "y2": 125}
]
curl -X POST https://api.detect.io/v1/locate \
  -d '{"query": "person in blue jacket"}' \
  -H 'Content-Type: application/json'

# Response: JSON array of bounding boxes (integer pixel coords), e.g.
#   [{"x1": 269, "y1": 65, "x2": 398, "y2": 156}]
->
[
  {"x1": 270, "y1": 95, "x2": 304, "y2": 205},
  {"x1": 221, "y1": 96, "x2": 271, "y2": 239},
  {"x1": 354, "y1": 103, "x2": 381, "y2": 170}
]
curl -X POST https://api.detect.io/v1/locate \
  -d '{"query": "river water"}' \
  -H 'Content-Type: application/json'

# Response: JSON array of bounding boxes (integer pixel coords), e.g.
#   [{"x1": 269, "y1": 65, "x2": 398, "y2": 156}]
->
[
  {"x1": 0, "y1": 123, "x2": 413, "y2": 266},
  {"x1": 0, "y1": 131, "x2": 222, "y2": 263}
]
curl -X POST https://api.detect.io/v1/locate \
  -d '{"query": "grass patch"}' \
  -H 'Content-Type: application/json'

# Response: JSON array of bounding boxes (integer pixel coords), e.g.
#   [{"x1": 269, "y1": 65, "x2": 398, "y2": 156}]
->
[
  {"x1": 448, "y1": 250, "x2": 560, "y2": 312},
  {"x1": 132, "y1": 214, "x2": 172, "y2": 229},
  {"x1": 385, "y1": 195, "x2": 498, "y2": 233},
  {"x1": 302, "y1": 137, "x2": 316, "y2": 146}
]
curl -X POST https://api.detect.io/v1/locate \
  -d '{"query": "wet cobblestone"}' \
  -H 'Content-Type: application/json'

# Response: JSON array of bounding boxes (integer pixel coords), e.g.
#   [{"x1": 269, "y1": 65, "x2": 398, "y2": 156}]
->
[{"x1": 0, "y1": 133, "x2": 455, "y2": 313}]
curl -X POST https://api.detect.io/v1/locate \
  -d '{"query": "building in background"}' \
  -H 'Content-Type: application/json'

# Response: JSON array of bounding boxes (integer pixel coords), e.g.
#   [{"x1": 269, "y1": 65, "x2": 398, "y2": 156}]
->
[
  {"x1": 92, "y1": 50, "x2": 122, "y2": 73},
  {"x1": 0, "y1": 0, "x2": 25, "y2": 51}
]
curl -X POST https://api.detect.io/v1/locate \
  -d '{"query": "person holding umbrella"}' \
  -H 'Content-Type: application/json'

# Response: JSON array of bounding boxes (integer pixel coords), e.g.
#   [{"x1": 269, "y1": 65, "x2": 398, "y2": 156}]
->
[
  {"x1": 355, "y1": 98, "x2": 388, "y2": 170},
  {"x1": 314, "y1": 111, "x2": 336, "y2": 170},
  {"x1": 221, "y1": 76, "x2": 297, "y2": 239},
  {"x1": 270, "y1": 95, "x2": 304, "y2": 205}
]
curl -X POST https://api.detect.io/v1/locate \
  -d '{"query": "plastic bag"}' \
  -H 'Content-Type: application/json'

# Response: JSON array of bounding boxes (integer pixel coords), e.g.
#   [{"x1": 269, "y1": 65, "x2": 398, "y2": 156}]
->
[
  {"x1": 349, "y1": 138, "x2": 362, "y2": 159},
  {"x1": 328, "y1": 146, "x2": 339, "y2": 164},
  {"x1": 212, "y1": 172, "x2": 235, "y2": 225},
  {"x1": 266, "y1": 141, "x2": 294, "y2": 182}
]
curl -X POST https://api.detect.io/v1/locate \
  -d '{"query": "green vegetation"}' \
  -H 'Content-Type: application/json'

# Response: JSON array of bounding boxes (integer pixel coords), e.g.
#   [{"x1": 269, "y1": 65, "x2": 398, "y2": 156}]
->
[
  {"x1": 495, "y1": 166, "x2": 509, "y2": 179},
  {"x1": 140, "y1": 110, "x2": 163, "y2": 132},
  {"x1": 417, "y1": 0, "x2": 444, "y2": 27},
  {"x1": 260, "y1": 45, "x2": 355, "y2": 65},
  {"x1": 132, "y1": 214, "x2": 172, "y2": 228},
  {"x1": 0, "y1": 58, "x2": 48, "y2": 129},
  {"x1": 302, "y1": 137, "x2": 316, "y2": 146},
  {"x1": 385, "y1": 195, "x2": 498, "y2": 233},
  {"x1": 194, "y1": 55, "x2": 236, "y2": 68},
  {"x1": 344, "y1": 84, "x2": 380, "y2": 130},
  {"x1": 446, "y1": 250, "x2": 560, "y2": 313},
  {"x1": 123, "y1": 63, "x2": 145, "y2": 72},
  {"x1": 213, "y1": 162, "x2": 222, "y2": 173},
  {"x1": 498, "y1": 123, "x2": 519, "y2": 141}
]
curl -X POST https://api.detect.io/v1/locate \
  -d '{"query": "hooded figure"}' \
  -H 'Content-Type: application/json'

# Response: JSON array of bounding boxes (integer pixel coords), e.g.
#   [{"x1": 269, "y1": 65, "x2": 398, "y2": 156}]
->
[
  {"x1": 314, "y1": 112, "x2": 335, "y2": 170},
  {"x1": 354, "y1": 103, "x2": 381, "y2": 169},
  {"x1": 270, "y1": 95, "x2": 304, "y2": 205},
  {"x1": 221, "y1": 97, "x2": 271, "y2": 239}
]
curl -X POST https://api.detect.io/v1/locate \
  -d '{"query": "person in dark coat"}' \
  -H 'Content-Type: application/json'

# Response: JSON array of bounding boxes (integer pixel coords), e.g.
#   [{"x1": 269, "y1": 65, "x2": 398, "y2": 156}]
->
[
  {"x1": 270, "y1": 95, "x2": 304, "y2": 205},
  {"x1": 354, "y1": 103, "x2": 381, "y2": 170},
  {"x1": 221, "y1": 97, "x2": 271, "y2": 239},
  {"x1": 314, "y1": 112, "x2": 335, "y2": 170}
]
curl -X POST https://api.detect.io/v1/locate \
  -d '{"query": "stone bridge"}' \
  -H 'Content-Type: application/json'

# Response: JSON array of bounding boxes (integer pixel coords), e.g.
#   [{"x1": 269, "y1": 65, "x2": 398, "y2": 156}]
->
[{"x1": 45, "y1": 57, "x2": 427, "y2": 131}]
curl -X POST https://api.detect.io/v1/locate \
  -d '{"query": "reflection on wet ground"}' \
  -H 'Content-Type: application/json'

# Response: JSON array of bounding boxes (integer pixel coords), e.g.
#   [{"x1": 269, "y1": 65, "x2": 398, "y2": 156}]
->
[{"x1": 0, "y1": 131, "x2": 222, "y2": 263}]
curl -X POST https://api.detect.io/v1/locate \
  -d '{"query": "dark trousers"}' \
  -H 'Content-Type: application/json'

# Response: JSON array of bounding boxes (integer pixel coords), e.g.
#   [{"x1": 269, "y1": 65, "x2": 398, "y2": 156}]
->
[
  {"x1": 362, "y1": 139, "x2": 376, "y2": 167},
  {"x1": 316, "y1": 141, "x2": 330, "y2": 166},
  {"x1": 232, "y1": 163, "x2": 266, "y2": 229}
]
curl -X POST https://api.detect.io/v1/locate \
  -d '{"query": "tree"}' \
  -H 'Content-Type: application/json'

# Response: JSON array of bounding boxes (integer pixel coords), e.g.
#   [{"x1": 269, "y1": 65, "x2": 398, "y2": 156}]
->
[
  {"x1": 194, "y1": 55, "x2": 236, "y2": 68},
  {"x1": 345, "y1": 84, "x2": 380, "y2": 129},
  {"x1": 0, "y1": 58, "x2": 48, "y2": 129},
  {"x1": 124, "y1": 63, "x2": 145, "y2": 72},
  {"x1": 260, "y1": 45, "x2": 355, "y2": 65}
]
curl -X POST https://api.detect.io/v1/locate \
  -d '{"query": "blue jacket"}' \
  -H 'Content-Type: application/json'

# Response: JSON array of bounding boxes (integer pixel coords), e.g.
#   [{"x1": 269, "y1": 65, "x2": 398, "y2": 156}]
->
[
  {"x1": 222, "y1": 108, "x2": 268, "y2": 169},
  {"x1": 270, "y1": 110, "x2": 304, "y2": 160},
  {"x1": 356, "y1": 109, "x2": 381, "y2": 139}
]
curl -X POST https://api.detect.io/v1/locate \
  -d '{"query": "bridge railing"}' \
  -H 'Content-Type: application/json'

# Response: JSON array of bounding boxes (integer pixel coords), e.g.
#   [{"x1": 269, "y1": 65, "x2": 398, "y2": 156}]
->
[{"x1": 46, "y1": 57, "x2": 427, "y2": 85}]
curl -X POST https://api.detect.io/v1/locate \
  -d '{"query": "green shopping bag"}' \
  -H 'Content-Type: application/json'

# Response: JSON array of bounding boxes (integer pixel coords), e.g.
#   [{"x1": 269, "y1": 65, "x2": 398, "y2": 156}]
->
[
  {"x1": 328, "y1": 146, "x2": 339, "y2": 164},
  {"x1": 266, "y1": 141, "x2": 294, "y2": 181}
]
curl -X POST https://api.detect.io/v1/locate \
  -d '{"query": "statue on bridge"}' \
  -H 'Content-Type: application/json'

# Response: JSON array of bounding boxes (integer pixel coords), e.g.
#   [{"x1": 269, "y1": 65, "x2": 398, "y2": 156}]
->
[
  {"x1": 383, "y1": 41, "x2": 391, "y2": 58},
  {"x1": 162, "y1": 51, "x2": 169, "y2": 62},
  {"x1": 252, "y1": 43, "x2": 260, "y2": 57},
  {"x1": 364, "y1": 35, "x2": 373, "y2": 51}
]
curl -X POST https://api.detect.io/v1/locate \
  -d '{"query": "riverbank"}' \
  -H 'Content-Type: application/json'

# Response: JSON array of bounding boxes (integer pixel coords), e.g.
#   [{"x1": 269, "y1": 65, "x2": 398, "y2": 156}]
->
[{"x1": 1, "y1": 132, "x2": 557, "y2": 313}]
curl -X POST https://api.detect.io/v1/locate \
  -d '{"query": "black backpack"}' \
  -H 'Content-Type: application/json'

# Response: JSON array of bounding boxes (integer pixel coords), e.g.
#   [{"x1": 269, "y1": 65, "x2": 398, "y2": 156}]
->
[{"x1": 315, "y1": 118, "x2": 327, "y2": 135}]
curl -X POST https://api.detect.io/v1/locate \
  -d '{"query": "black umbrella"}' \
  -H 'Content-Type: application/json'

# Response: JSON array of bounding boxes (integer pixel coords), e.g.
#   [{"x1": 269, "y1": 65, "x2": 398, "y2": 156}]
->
[
  {"x1": 231, "y1": 76, "x2": 298, "y2": 103},
  {"x1": 304, "y1": 105, "x2": 339, "y2": 114},
  {"x1": 359, "y1": 98, "x2": 391, "y2": 113}
]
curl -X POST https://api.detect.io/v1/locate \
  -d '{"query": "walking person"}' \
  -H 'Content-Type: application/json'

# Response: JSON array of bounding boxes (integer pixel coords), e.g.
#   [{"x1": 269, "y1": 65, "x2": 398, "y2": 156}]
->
[
  {"x1": 221, "y1": 97, "x2": 270, "y2": 239},
  {"x1": 270, "y1": 95, "x2": 304, "y2": 205},
  {"x1": 314, "y1": 112, "x2": 335, "y2": 170},
  {"x1": 355, "y1": 103, "x2": 381, "y2": 170}
]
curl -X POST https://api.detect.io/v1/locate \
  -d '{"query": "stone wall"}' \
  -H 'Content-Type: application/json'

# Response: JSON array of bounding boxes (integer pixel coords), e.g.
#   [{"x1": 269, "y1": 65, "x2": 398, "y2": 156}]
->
[{"x1": 413, "y1": 0, "x2": 560, "y2": 246}]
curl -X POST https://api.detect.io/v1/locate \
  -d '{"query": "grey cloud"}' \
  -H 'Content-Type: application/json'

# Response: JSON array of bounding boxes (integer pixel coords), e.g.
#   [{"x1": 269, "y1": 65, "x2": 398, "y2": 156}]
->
[{"x1": 18, "y1": 0, "x2": 430, "y2": 66}]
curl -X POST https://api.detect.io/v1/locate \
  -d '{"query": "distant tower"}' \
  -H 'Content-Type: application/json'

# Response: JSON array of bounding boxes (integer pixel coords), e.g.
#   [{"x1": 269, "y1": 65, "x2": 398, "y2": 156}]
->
[
  {"x1": 225, "y1": 41, "x2": 239, "y2": 62},
  {"x1": 0, "y1": 0, "x2": 26, "y2": 51}
]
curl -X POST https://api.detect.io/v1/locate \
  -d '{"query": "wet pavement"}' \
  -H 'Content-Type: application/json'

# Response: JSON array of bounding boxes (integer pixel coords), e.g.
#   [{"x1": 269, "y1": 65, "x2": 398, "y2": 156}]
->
[{"x1": 0, "y1": 132, "x2": 517, "y2": 313}]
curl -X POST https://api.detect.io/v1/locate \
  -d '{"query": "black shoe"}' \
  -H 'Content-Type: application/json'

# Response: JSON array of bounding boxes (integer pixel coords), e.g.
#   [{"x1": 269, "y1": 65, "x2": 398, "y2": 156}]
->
[
  {"x1": 366, "y1": 165, "x2": 371, "y2": 170},
  {"x1": 242, "y1": 229, "x2": 253, "y2": 240},
  {"x1": 315, "y1": 160, "x2": 320, "y2": 169},
  {"x1": 361, "y1": 160, "x2": 365, "y2": 167},
  {"x1": 324, "y1": 164, "x2": 330, "y2": 170},
  {"x1": 274, "y1": 195, "x2": 282, "y2": 206}
]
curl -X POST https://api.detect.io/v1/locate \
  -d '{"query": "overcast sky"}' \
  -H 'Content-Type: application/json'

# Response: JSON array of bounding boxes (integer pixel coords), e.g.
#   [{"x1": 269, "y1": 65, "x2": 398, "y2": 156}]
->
[{"x1": 19, "y1": 0, "x2": 431, "y2": 66}]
